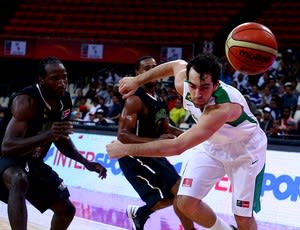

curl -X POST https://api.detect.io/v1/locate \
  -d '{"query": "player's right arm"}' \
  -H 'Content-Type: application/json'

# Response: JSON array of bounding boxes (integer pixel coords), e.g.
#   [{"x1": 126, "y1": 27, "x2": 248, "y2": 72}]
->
[
  {"x1": 118, "y1": 95, "x2": 157, "y2": 144},
  {"x1": 119, "y1": 60, "x2": 187, "y2": 98},
  {"x1": 1, "y1": 95, "x2": 72, "y2": 157}
]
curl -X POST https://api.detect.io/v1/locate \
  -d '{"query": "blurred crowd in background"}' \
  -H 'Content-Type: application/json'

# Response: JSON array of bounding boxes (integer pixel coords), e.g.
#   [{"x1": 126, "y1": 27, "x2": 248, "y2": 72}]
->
[
  {"x1": 64, "y1": 48, "x2": 300, "y2": 140},
  {"x1": 0, "y1": 48, "x2": 299, "y2": 140}
]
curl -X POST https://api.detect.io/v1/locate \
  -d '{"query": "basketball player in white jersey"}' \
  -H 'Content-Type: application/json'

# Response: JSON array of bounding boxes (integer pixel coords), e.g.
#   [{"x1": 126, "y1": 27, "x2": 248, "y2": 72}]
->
[{"x1": 106, "y1": 53, "x2": 267, "y2": 230}]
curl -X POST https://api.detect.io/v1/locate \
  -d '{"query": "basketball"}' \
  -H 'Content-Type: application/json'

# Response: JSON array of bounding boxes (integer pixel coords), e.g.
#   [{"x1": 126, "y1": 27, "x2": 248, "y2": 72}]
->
[{"x1": 225, "y1": 22, "x2": 278, "y2": 75}]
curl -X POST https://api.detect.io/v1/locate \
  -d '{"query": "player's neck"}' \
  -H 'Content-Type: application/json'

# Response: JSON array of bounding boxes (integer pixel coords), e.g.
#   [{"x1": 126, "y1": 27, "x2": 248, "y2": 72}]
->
[
  {"x1": 144, "y1": 87, "x2": 155, "y2": 96},
  {"x1": 36, "y1": 83, "x2": 63, "y2": 111}
]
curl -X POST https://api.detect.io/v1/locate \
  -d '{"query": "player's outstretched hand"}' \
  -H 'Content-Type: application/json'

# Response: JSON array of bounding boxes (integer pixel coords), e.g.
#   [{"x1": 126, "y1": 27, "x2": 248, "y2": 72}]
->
[
  {"x1": 118, "y1": 77, "x2": 139, "y2": 99},
  {"x1": 85, "y1": 162, "x2": 107, "y2": 179},
  {"x1": 106, "y1": 140, "x2": 127, "y2": 159}
]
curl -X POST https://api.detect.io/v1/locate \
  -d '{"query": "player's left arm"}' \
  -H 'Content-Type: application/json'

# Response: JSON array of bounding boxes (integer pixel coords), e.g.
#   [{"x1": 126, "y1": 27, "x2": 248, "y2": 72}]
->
[
  {"x1": 106, "y1": 103, "x2": 242, "y2": 158},
  {"x1": 55, "y1": 138, "x2": 107, "y2": 179}
]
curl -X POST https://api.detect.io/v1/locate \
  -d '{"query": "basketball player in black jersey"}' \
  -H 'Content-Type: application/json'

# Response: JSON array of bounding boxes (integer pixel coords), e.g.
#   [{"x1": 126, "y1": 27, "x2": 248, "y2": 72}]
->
[
  {"x1": 0, "y1": 56, "x2": 107, "y2": 230},
  {"x1": 117, "y1": 56, "x2": 195, "y2": 230}
]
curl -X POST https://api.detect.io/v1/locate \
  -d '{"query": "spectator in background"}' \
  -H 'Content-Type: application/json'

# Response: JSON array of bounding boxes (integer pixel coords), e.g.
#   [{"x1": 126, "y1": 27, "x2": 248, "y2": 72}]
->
[
  {"x1": 72, "y1": 88, "x2": 84, "y2": 108},
  {"x1": 169, "y1": 97, "x2": 187, "y2": 127},
  {"x1": 106, "y1": 93, "x2": 123, "y2": 124},
  {"x1": 284, "y1": 120, "x2": 299, "y2": 139},
  {"x1": 83, "y1": 96, "x2": 101, "y2": 121},
  {"x1": 257, "y1": 72, "x2": 270, "y2": 90},
  {"x1": 281, "y1": 82, "x2": 298, "y2": 115},
  {"x1": 96, "y1": 81, "x2": 111, "y2": 108},
  {"x1": 259, "y1": 107, "x2": 273, "y2": 135},
  {"x1": 244, "y1": 94, "x2": 257, "y2": 115},
  {"x1": 70, "y1": 110, "x2": 83, "y2": 121},
  {"x1": 105, "y1": 68, "x2": 122, "y2": 86},
  {"x1": 249, "y1": 85, "x2": 263, "y2": 108},
  {"x1": 260, "y1": 85, "x2": 272, "y2": 109},
  {"x1": 269, "y1": 119, "x2": 284, "y2": 138},
  {"x1": 232, "y1": 71, "x2": 249, "y2": 94},
  {"x1": 96, "y1": 95, "x2": 109, "y2": 117},
  {"x1": 94, "y1": 108, "x2": 109, "y2": 126},
  {"x1": 269, "y1": 96, "x2": 282, "y2": 120},
  {"x1": 76, "y1": 96, "x2": 89, "y2": 119},
  {"x1": 84, "y1": 81, "x2": 98, "y2": 101},
  {"x1": 280, "y1": 107, "x2": 297, "y2": 135},
  {"x1": 254, "y1": 110, "x2": 263, "y2": 123},
  {"x1": 267, "y1": 75, "x2": 280, "y2": 95}
]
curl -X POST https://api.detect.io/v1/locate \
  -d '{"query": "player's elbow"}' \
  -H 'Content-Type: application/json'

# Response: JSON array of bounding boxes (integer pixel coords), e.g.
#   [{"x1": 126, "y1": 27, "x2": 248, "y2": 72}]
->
[{"x1": 117, "y1": 130, "x2": 132, "y2": 144}]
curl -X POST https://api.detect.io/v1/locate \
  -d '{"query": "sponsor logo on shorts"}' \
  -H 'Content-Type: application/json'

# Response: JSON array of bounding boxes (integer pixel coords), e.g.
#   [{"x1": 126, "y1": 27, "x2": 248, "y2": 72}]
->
[
  {"x1": 236, "y1": 200, "x2": 250, "y2": 208},
  {"x1": 182, "y1": 178, "x2": 193, "y2": 187}
]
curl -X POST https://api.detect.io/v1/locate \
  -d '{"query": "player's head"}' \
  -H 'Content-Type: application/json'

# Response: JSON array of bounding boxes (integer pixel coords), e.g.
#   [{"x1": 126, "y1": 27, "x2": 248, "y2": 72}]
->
[
  {"x1": 135, "y1": 56, "x2": 157, "y2": 75},
  {"x1": 185, "y1": 53, "x2": 221, "y2": 108},
  {"x1": 38, "y1": 56, "x2": 68, "y2": 98},
  {"x1": 135, "y1": 56, "x2": 157, "y2": 88},
  {"x1": 186, "y1": 53, "x2": 221, "y2": 84}
]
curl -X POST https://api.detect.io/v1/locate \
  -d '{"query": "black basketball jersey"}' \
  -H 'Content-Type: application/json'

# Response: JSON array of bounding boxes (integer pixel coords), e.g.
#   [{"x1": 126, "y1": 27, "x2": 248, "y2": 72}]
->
[
  {"x1": 134, "y1": 87, "x2": 168, "y2": 138},
  {"x1": 0, "y1": 84, "x2": 72, "y2": 157}
]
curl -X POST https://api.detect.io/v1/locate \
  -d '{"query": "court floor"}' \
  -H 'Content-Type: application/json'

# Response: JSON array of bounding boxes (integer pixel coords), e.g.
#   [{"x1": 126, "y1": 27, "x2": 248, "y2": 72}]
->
[
  {"x1": 0, "y1": 201, "x2": 126, "y2": 230},
  {"x1": 1, "y1": 186, "x2": 299, "y2": 230}
]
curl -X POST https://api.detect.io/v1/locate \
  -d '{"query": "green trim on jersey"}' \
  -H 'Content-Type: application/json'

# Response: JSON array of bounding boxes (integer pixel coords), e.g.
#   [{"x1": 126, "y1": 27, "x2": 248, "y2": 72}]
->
[
  {"x1": 213, "y1": 85, "x2": 230, "y2": 104},
  {"x1": 213, "y1": 85, "x2": 257, "y2": 126},
  {"x1": 185, "y1": 92, "x2": 192, "y2": 102},
  {"x1": 228, "y1": 111, "x2": 257, "y2": 127},
  {"x1": 213, "y1": 86, "x2": 256, "y2": 127},
  {"x1": 253, "y1": 164, "x2": 265, "y2": 213},
  {"x1": 184, "y1": 83, "x2": 257, "y2": 126}
]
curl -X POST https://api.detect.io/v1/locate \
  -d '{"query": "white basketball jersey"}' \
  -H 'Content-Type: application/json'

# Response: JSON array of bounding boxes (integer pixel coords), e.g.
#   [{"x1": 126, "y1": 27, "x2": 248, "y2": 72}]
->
[{"x1": 183, "y1": 80, "x2": 261, "y2": 146}]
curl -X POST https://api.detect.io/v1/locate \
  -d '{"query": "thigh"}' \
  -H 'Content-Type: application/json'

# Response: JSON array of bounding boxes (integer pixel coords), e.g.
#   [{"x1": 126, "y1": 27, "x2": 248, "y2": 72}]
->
[
  {"x1": 26, "y1": 161, "x2": 70, "y2": 213},
  {"x1": 229, "y1": 156, "x2": 265, "y2": 217},
  {"x1": 0, "y1": 157, "x2": 27, "y2": 203},
  {"x1": 178, "y1": 148, "x2": 225, "y2": 200},
  {"x1": 119, "y1": 156, "x2": 179, "y2": 207},
  {"x1": 119, "y1": 156, "x2": 179, "y2": 191}
]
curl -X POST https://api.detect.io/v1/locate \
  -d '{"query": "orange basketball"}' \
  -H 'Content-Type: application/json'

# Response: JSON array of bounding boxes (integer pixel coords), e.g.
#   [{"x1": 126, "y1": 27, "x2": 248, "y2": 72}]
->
[{"x1": 225, "y1": 22, "x2": 278, "y2": 75}]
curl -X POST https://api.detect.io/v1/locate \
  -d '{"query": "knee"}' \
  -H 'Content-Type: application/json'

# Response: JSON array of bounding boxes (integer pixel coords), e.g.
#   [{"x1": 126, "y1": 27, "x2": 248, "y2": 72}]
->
[
  {"x1": 60, "y1": 201, "x2": 76, "y2": 218},
  {"x1": 175, "y1": 195, "x2": 196, "y2": 214},
  {"x1": 4, "y1": 168, "x2": 29, "y2": 193}
]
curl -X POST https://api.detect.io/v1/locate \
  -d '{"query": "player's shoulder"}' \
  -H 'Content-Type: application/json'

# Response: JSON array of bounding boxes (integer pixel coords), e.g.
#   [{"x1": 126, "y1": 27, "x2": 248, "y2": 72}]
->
[
  {"x1": 12, "y1": 94, "x2": 38, "y2": 120},
  {"x1": 125, "y1": 95, "x2": 142, "y2": 105}
]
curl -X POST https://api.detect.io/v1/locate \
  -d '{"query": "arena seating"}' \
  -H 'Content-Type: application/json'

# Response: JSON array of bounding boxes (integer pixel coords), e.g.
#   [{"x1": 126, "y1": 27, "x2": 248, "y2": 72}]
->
[
  {"x1": 1, "y1": 0, "x2": 298, "y2": 58},
  {"x1": 2, "y1": 0, "x2": 246, "y2": 45},
  {"x1": 256, "y1": 1, "x2": 300, "y2": 49}
]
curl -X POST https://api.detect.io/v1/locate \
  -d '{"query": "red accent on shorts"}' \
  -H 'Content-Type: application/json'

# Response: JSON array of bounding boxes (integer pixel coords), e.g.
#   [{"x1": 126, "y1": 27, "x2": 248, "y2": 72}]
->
[{"x1": 182, "y1": 178, "x2": 193, "y2": 187}]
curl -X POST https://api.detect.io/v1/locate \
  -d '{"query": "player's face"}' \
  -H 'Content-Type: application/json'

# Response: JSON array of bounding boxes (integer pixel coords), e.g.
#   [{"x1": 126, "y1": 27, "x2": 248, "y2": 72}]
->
[
  {"x1": 137, "y1": 58, "x2": 157, "y2": 87},
  {"x1": 136, "y1": 58, "x2": 157, "y2": 74},
  {"x1": 42, "y1": 63, "x2": 68, "y2": 98},
  {"x1": 187, "y1": 67, "x2": 217, "y2": 109}
]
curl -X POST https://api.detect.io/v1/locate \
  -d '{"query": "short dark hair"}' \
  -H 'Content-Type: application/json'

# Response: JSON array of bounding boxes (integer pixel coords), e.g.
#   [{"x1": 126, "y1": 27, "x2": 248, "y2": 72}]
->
[
  {"x1": 186, "y1": 53, "x2": 221, "y2": 84},
  {"x1": 38, "y1": 56, "x2": 63, "y2": 78},
  {"x1": 135, "y1": 55, "x2": 154, "y2": 71}
]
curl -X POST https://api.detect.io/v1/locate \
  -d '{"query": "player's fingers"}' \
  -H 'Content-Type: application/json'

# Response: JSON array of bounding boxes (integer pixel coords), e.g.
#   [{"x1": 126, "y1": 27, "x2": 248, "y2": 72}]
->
[{"x1": 122, "y1": 91, "x2": 133, "y2": 99}]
